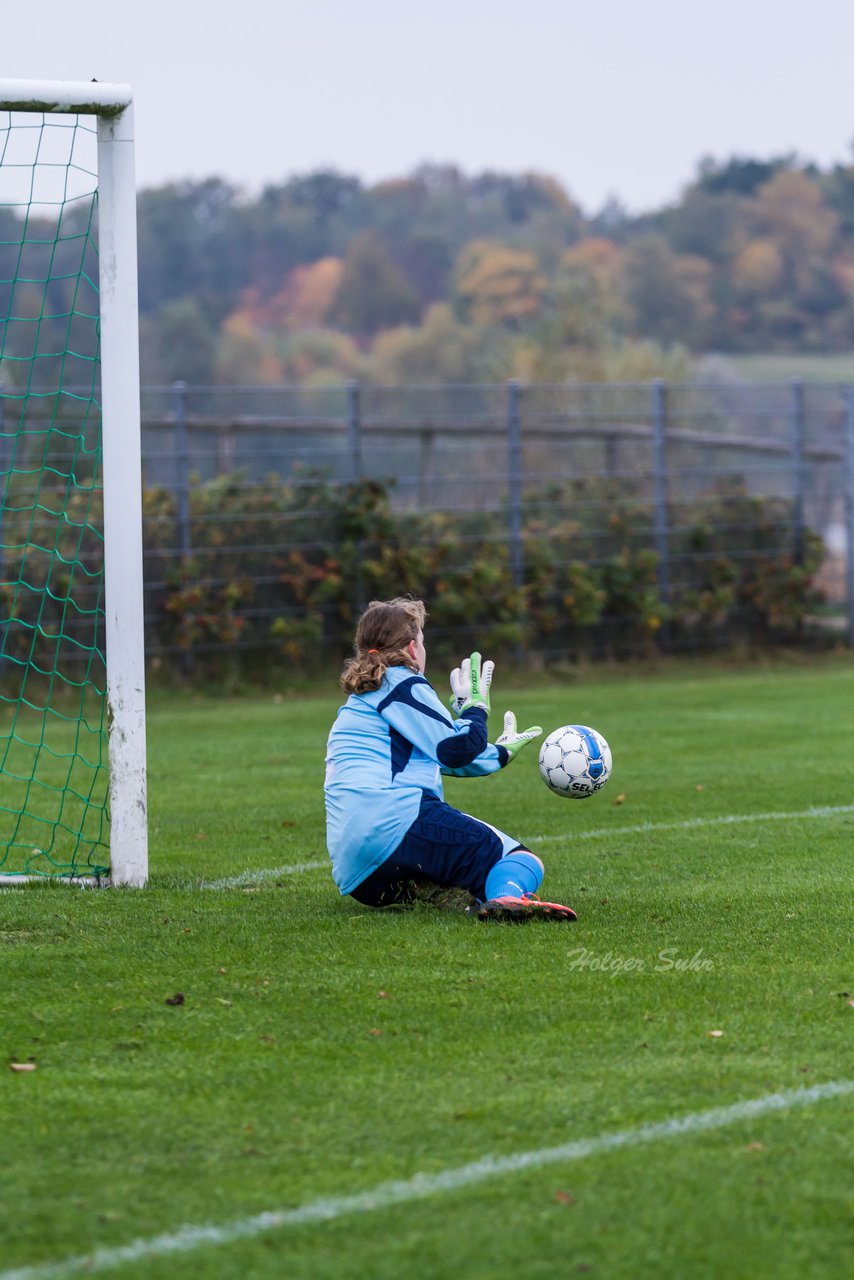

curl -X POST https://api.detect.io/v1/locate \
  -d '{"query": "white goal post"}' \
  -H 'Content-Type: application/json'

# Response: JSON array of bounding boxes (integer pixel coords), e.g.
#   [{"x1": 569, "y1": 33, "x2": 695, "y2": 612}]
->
[{"x1": 0, "y1": 79, "x2": 148, "y2": 886}]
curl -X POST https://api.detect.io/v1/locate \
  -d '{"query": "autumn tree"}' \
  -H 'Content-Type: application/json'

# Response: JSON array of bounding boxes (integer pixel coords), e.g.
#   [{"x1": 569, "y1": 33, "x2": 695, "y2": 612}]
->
[
  {"x1": 238, "y1": 258, "x2": 345, "y2": 333},
  {"x1": 123, "y1": 154, "x2": 854, "y2": 376},
  {"x1": 215, "y1": 314, "x2": 283, "y2": 385},
  {"x1": 727, "y1": 171, "x2": 850, "y2": 346},
  {"x1": 552, "y1": 239, "x2": 628, "y2": 344},
  {"x1": 370, "y1": 303, "x2": 511, "y2": 383},
  {"x1": 454, "y1": 240, "x2": 547, "y2": 328},
  {"x1": 274, "y1": 330, "x2": 365, "y2": 385}
]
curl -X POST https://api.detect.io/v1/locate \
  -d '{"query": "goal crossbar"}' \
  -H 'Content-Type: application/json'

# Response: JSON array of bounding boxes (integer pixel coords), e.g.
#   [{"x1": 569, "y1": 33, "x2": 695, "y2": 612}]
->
[{"x1": 0, "y1": 80, "x2": 133, "y2": 115}]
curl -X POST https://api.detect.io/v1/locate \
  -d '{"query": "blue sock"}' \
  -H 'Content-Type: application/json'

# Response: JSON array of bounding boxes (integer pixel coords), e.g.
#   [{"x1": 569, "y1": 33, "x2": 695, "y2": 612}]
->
[{"x1": 484, "y1": 851, "x2": 544, "y2": 901}]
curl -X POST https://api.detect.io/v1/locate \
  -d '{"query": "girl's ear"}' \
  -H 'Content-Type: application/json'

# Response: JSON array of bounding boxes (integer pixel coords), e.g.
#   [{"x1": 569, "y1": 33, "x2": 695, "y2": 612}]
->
[{"x1": 405, "y1": 639, "x2": 417, "y2": 660}]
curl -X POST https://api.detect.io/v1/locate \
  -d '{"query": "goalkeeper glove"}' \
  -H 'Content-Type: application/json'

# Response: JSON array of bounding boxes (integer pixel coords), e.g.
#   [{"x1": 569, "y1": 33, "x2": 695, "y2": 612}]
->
[
  {"x1": 496, "y1": 710, "x2": 543, "y2": 762},
  {"x1": 448, "y1": 652, "x2": 494, "y2": 715},
  {"x1": 448, "y1": 659, "x2": 470, "y2": 714}
]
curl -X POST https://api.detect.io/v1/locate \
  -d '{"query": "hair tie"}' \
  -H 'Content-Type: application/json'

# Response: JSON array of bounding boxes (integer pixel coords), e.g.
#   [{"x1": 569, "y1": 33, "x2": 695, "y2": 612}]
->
[{"x1": 367, "y1": 649, "x2": 379, "y2": 654}]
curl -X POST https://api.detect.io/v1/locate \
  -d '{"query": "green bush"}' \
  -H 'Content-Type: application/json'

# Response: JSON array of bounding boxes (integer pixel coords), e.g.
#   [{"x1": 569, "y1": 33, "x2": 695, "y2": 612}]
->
[
  {"x1": 135, "y1": 470, "x2": 827, "y2": 672},
  {"x1": 668, "y1": 483, "x2": 826, "y2": 646},
  {"x1": 0, "y1": 467, "x2": 828, "y2": 681}
]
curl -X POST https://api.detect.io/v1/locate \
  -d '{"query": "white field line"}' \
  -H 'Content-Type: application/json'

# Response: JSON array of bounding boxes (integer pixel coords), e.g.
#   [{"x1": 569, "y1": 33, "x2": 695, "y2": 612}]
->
[
  {"x1": 202, "y1": 860, "x2": 326, "y2": 889},
  {"x1": 530, "y1": 802, "x2": 854, "y2": 846},
  {"x1": 197, "y1": 798, "x2": 854, "y2": 890},
  {"x1": 5, "y1": 805, "x2": 851, "y2": 894},
  {"x1": 3, "y1": 1080, "x2": 852, "y2": 1280},
  {"x1": 200, "y1": 803, "x2": 854, "y2": 889},
  {"x1": 0, "y1": 876, "x2": 99, "y2": 885}
]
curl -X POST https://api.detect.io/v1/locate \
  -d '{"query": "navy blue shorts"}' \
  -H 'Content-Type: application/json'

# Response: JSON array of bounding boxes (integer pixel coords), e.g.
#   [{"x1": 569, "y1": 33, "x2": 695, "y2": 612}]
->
[{"x1": 350, "y1": 790, "x2": 520, "y2": 907}]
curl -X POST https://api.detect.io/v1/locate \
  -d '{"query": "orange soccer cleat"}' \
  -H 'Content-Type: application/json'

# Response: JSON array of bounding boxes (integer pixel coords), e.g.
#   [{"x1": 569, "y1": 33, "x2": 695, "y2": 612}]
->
[{"x1": 472, "y1": 892, "x2": 577, "y2": 923}]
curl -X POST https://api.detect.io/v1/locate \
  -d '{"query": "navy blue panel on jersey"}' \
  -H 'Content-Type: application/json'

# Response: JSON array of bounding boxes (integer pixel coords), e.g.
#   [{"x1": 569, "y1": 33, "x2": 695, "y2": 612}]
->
[
  {"x1": 349, "y1": 791, "x2": 505, "y2": 906},
  {"x1": 435, "y1": 707, "x2": 487, "y2": 768},
  {"x1": 389, "y1": 726, "x2": 414, "y2": 780},
  {"x1": 376, "y1": 674, "x2": 448, "y2": 724}
]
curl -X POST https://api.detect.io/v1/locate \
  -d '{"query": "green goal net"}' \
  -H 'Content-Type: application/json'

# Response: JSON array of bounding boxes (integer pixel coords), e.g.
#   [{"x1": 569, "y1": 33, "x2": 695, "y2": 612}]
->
[{"x1": 0, "y1": 92, "x2": 144, "y2": 882}]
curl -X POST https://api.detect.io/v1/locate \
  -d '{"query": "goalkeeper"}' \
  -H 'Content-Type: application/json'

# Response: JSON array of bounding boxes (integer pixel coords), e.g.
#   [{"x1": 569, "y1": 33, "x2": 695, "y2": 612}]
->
[{"x1": 324, "y1": 597, "x2": 576, "y2": 921}]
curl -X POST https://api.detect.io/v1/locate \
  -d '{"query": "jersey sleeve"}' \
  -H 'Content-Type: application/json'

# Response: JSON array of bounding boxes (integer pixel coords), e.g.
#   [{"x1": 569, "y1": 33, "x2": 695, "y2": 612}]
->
[
  {"x1": 439, "y1": 740, "x2": 509, "y2": 777},
  {"x1": 376, "y1": 674, "x2": 507, "y2": 774}
]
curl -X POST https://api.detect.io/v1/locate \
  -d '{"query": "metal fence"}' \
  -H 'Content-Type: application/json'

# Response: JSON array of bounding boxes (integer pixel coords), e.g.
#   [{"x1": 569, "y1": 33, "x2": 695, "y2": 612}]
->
[{"x1": 4, "y1": 380, "x2": 854, "y2": 667}]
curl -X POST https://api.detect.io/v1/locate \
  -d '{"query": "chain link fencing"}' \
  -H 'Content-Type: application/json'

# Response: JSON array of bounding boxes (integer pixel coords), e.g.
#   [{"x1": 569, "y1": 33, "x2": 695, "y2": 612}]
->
[{"x1": 4, "y1": 380, "x2": 853, "y2": 674}]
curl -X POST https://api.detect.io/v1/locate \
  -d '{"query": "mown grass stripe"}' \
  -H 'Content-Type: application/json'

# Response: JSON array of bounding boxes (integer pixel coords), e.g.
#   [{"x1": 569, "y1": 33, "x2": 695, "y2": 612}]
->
[{"x1": 4, "y1": 1080, "x2": 851, "y2": 1280}]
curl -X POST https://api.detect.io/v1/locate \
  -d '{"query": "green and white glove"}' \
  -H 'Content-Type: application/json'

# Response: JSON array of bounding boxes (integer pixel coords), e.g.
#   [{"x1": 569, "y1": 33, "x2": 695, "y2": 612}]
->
[
  {"x1": 496, "y1": 710, "x2": 543, "y2": 762},
  {"x1": 449, "y1": 651, "x2": 494, "y2": 715}
]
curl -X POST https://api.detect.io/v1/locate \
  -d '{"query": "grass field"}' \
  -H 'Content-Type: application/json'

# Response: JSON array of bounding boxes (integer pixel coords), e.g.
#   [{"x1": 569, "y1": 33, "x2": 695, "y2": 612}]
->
[
  {"x1": 2, "y1": 657, "x2": 853, "y2": 1279},
  {"x1": 710, "y1": 352, "x2": 854, "y2": 384}
]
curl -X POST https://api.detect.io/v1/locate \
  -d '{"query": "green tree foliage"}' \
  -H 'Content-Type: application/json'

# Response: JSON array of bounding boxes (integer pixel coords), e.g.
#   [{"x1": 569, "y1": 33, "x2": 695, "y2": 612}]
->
[
  {"x1": 622, "y1": 235, "x2": 715, "y2": 347},
  {"x1": 136, "y1": 179, "x2": 242, "y2": 318},
  {"x1": 695, "y1": 153, "x2": 797, "y2": 197},
  {"x1": 328, "y1": 231, "x2": 421, "y2": 336},
  {"x1": 821, "y1": 158, "x2": 854, "y2": 236},
  {"x1": 141, "y1": 298, "x2": 218, "y2": 385}
]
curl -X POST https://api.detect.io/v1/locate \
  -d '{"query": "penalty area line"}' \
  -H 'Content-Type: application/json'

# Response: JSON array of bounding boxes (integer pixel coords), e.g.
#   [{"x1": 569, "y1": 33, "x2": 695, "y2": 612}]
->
[
  {"x1": 199, "y1": 802, "x2": 854, "y2": 888},
  {"x1": 530, "y1": 802, "x2": 854, "y2": 846},
  {"x1": 2, "y1": 1080, "x2": 852, "y2": 1280},
  {"x1": 202, "y1": 860, "x2": 327, "y2": 890}
]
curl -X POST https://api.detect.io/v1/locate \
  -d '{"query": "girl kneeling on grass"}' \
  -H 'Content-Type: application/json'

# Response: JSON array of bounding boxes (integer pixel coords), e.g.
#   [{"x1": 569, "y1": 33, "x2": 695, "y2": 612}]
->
[{"x1": 324, "y1": 596, "x2": 576, "y2": 922}]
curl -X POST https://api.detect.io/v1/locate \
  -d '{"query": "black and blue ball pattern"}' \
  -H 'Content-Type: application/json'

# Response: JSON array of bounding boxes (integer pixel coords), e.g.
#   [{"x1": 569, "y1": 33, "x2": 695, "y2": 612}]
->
[{"x1": 538, "y1": 724, "x2": 612, "y2": 798}]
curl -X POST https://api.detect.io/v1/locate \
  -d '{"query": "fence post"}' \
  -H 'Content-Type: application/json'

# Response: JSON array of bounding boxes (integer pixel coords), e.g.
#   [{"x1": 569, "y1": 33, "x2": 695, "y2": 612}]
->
[
  {"x1": 418, "y1": 429, "x2": 435, "y2": 511},
  {"x1": 346, "y1": 381, "x2": 362, "y2": 484},
  {"x1": 506, "y1": 380, "x2": 526, "y2": 658},
  {"x1": 604, "y1": 431, "x2": 618, "y2": 484},
  {"x1": 173, "y1": 380, "x2": 191, "y2": 559},
  {"x1": 216, "y1": 423, "x2": 237, "y2": 475},
  {"x1": 651, "y1": 380, "x2": 671, "y2": 622},
  {"x1": 507, "y1": 380, "x2": 524, "y2": 591},
  {"x1": 346, "y1": 381, "x2": 365, "y2": 614},
  {"x1": 845, "y1": 387, "x2": 854, "y2": 647},
  {"x1": 172, "y1": 380, "x2": 193, "y2": 675},
  {"x1": 791, "y1": 378, "x2": 806, "y2": 564}
]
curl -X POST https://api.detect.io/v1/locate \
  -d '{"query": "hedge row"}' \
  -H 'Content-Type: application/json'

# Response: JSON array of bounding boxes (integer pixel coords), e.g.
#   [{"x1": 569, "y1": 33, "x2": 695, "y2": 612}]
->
[
  {"x1": 143, "y1": 471, "x2": 825, "y2": 672},
  {"x1": 0, "y1": 469, "x2": 825, "y2": 680}
]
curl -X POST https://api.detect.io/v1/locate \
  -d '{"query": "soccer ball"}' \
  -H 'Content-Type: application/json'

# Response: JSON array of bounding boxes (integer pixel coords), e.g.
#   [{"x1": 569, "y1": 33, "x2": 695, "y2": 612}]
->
[{"x1": 538, "y1": 724, "x2": 612, "y2": 799}]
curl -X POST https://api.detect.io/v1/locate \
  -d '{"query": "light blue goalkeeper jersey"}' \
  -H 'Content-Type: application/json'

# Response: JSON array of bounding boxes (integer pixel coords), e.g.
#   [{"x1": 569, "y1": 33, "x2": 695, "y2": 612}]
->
[{"x1": 324, "y1": 665, "x2": 509, "y2": 894}]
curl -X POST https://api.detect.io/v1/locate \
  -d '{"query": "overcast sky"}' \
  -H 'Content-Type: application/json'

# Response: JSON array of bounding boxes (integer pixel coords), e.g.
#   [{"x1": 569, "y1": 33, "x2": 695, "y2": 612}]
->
[{"x1": 3, "y1": 0, "x2": 853, "y2": 214}]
